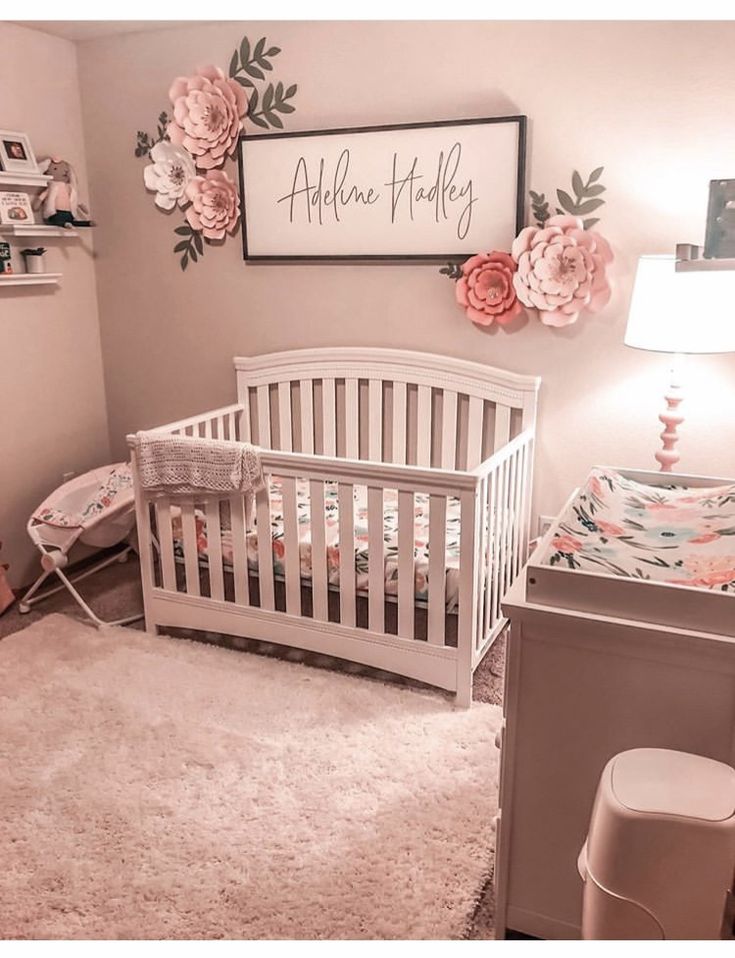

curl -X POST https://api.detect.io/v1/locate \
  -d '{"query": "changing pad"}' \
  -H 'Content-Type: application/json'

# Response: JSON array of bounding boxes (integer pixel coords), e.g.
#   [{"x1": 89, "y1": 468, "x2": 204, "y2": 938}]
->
[{"x1": 541, "y1": 468, "x2": 735, "y2": 592}]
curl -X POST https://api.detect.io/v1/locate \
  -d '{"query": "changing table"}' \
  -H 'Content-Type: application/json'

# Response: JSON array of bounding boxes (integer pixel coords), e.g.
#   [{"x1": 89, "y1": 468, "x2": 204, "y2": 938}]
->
[{"x1": 493, "y1": 466, "x2": 735, "y2": 940}]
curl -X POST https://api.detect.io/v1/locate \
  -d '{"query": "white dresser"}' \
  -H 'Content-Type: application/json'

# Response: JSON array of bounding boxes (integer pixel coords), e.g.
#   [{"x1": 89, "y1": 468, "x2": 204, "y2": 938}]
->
[{"x1": 493, "y1": 468, "x2": 735, "y2": 940}]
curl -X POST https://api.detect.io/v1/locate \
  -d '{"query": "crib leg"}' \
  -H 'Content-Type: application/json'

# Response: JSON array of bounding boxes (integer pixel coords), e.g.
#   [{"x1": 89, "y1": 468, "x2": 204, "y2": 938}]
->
[{"x1": 455, "y1": 671, "x2": 473, "y2": 709}]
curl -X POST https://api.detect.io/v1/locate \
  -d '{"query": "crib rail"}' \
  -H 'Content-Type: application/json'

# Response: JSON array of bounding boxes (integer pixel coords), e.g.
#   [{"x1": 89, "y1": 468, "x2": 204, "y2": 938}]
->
[{"x1": 145, "y1": 403, "x2": 246, "y2": 441}]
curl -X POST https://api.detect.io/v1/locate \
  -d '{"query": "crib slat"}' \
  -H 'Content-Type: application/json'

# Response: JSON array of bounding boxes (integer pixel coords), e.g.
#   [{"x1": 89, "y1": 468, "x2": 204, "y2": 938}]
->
[
  {"x1": 507, "y1": 449, "x2": 519, "y2": 588},
  {"x1": 282, "y1": 476, "x2": 301, "y2": 615},
  {"x1": 428, "y1": 494, "x2": 447, "y2": 646},
  {"x1": 227, "y1": 411, "x2": 236, "y2": 441},
  {"x1": 155, "y1": 497, "x2": 176, "y2": 592},
  {"x1": 338, "y1": 482, "x2": 356, "y2": 627},
  {"x1": 397, "y1": 490, "x2": 414, "y2": 639},
  {"x1": 495, "y1": 459, "x2": 509, "y2": 623},
  {"x1": 367, "y1": 485, "x2": 385, "y2": 633},
  {"x1": 256, "y1": 484, "x2": 275, "y2": 611},
  {"x1": 257, "y1": 385, "x2": 271, "y2": 449},
  {"x1": 300, "y1": 379, "x2": 314, "y2": 455},
  {"x1": 239, "y1": 393, "x2": 251, "y2": 442},
  {"x1": 518, "y1": 441, "x2": 531, "y2": 573},
  {"x1": 484, "y1": 469, "x2": 498, "y2": 639},
  {"x1": 216, "y1": 416, "x2": 225, "y2": 440},
  {"x1": 203, "y1": 419, "x2": 213, "y2": 439},
  {"x1": 368, "y1": 379, "x2": 382, "y2": 462},
  {"x1": 309, "y1": 479, "x2": 328, "y2": 622},
  {"x1": 278, "y1": 381, "x2": 292, "y2": 452},
  {"x1": 205, "y1": 498, "x2": 225, "y2": 601},
  {"x1": 441, "y1": 390, "x2": 458, "y2": 470},
  {"x1": 494, "y1": 404, "x2": 511, "y2": 452},
  {"x1": 475, "y1": 477, "x2": 488, "y2": 648},
  {"x1": 458, "y1": 489, "x2": 480, "y2": 703},
  {"x1": 229, "y1": 494, "x2": 249, "y2": 605},
  {"x1": 416, "y1": 385, "x2": 432, "y2": 467},
  {"x1": 345, "y1": 379, "x2": 359, "y2": 459},
  {"x1": 322, "y1": 377, "x2": 336, "y2": 456},
  {"x1": 467, "y1": 396, "x2": 484, "y2": 469},
  {"x1": 180, "y1": 499, "x2": 201, "y2": 597},
  {"x1": 392, "y1": 381, "x2": 407, "y2": 465}
]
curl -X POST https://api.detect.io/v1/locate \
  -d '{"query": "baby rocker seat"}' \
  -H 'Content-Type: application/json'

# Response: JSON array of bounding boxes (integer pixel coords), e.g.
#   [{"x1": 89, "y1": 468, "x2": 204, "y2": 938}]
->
[{"x1": 20, "y1": 463, "x2": 143, "y2": 627}]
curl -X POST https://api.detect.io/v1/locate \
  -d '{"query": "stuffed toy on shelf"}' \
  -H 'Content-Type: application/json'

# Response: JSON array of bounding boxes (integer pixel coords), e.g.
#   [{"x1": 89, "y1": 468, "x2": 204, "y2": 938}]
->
[{"x1": 36, "y1": 156, "x2": 95, "y2": 228}]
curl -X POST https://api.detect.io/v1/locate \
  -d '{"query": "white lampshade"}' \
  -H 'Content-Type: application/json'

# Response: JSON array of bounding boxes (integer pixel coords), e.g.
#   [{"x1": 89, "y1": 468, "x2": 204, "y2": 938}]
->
[{"x1": 625, "y1": 255, "x2": 735, "y2": 354}]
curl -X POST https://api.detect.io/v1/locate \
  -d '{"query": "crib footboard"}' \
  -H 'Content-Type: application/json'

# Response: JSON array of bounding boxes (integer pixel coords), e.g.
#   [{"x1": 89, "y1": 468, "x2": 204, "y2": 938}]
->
[{"x1": 127, "y1": 420, "x2": 534, "y2": 707}]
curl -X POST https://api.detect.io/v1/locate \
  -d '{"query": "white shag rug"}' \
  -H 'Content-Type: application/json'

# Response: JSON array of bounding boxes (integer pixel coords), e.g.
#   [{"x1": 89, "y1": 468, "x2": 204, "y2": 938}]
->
[{"x1": 0, "y1": 614, "x2": 501, "y2": 940}]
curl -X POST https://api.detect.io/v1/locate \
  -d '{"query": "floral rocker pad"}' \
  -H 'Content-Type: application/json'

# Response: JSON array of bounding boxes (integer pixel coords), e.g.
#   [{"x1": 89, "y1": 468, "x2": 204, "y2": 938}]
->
[{"x1": 541, "y1": 468, "x2": 735, "y2": 592}]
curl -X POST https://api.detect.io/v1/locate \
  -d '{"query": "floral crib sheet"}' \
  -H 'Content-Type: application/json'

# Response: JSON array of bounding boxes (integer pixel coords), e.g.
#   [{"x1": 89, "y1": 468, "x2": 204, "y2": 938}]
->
[
  {"x1": 170, "y1": 476, "x2": 464, "y2": 608},
  {"x1": 542, "y1": 468, "x2": 735, "y2": 592}
]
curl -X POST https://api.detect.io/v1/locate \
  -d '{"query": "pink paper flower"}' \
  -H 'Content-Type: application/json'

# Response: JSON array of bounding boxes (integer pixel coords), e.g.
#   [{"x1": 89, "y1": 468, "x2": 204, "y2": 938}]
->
[
  {"x1": 455, "y1": 251, "x2": 523, "y2": 326},
  {"x1": 511, "y1": 215, "x2": 613, "y2": 327},
  {"x1": 168, "y1": 65, "x2": 247, "y2": 170},
  {"x1": 185, "y1": 169, "x2": 240, "y2": 240}
]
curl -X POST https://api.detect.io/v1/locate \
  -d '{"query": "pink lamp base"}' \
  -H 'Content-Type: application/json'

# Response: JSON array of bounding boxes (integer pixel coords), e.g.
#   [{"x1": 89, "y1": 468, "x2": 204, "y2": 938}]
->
[{"x1": 655, "y1": 356, "x2": 684, "y2": 473}]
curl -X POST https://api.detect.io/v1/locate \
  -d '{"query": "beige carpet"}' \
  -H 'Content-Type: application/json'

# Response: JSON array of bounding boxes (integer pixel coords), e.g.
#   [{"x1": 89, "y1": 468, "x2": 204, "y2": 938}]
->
[{"x1": 0, "y1": 613, "x2": 501, "y2": 940}]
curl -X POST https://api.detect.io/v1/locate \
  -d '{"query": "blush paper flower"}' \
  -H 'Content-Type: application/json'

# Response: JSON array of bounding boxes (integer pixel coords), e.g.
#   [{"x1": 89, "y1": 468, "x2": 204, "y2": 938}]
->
[
  {"x1": 143, "y1": 141, "x2": 196, "y2": 210},
  {"x1": 511, "y1": 214, "x2": 613, "y2": 327},
  {"x1": 185, "y1": 169, "x2": 240, "y2": 240},
  {"x1": 455, "y1": 251, "x2": 523, "y2": 326},
  {"x1": 168, "y1": 65, "x2": 247, "y2": 170}
]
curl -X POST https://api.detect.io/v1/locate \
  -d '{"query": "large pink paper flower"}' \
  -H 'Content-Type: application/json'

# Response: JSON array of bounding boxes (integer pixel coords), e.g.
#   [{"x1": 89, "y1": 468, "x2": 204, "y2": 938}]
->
[
  {"x1": 511, "y1": 215, "x2": 613, "y2": 327},
  {"x1": 168, "y1": 65, "x2": 247, "y2": 170},
  {"x1": 185, "y1": 169, "x2": 240, "y2": 240},
  {"x1": 455, "y1": 251, "x2": 523, "y2": 326}
]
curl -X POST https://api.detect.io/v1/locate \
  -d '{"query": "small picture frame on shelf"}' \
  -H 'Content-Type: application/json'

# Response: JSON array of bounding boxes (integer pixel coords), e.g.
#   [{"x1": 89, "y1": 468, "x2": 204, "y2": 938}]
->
[
  {"x1": 0, "y1": 130, "x2": 38, "y2": 175},
  {"x1": 0, "y1": 191, "x2": 35, "y2": 225}
]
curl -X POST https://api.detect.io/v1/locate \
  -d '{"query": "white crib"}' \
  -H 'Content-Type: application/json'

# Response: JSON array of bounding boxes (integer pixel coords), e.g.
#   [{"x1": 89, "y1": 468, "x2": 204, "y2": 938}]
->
[{"x1": 127, "y1": 348, "x2": 540, "y2": 705}]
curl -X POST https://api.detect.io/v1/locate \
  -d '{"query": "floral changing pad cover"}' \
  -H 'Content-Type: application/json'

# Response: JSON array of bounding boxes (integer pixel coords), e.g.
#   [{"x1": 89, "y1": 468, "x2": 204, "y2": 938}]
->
[
  {"x1": 171, "y1": 476, "x2": 464, "y2": 608},
  {"x1": 542, "y1": 468, "x2": 735, "y2": 592}
]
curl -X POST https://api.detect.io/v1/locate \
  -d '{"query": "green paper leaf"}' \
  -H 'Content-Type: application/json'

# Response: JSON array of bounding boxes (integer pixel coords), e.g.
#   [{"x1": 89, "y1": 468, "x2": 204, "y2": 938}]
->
[
  {"x1": 229, "y1": 50, "x2": 239, "y2": 78},
  {"x1": 254, "y1": 37, "x2": 266, "y2": 57},
  {"x1": 175, "y1": 225, "x2": 192, "y2": 236},
  {"x1": 276, "y1": 101, "x2": 295, "y2": 114},
  {"x1": 243, "y1": 62, "x2": 265, "y2": 81},
  {"x1": 262, "y1": 84, "x2": 274, "y2": 111},
  {"x1": 194, "y1": 232, "x2": 204, "y2": 255},
  {"x1": 240, "y1": 36, "x2": 251, "y2": 66},
  {"x1": 265, "y1": 111, "x2": 284, "y2": 129},
  {"x1": 190, "y1": 246, "x2": 198, "y2": 262},
  {"x1": 250, "y1": 113, "x2": 270, "y2": 129},
  {"x1": 572, "y1": 170, "x2": 584, "y2": 198},
  {"x1": 285, "y1": 83, "x2": 297, "y2": 99},
  {"x1": 588, "y1": 166, "x2": 604, "y2": 183},
  {"x1": 249, "y1": 88, "x2": 259, "y2": 113},
  {"x1": 174, "y1": 240, "x2": 189, "y2": 252},
  {"x1": 583, "y1": 217, "x2": 600, "y2": 230},
  {"x1": 556, "y1": 189, "x2": 576, "y2": 213},
  {"x1": 584, "y1": 184, "x2": 606, "y2": 197},
  {"x1": 574, "y1": 197, "x2": 605, "y2": 215},
  {"x1": 267, "y1": 46, "x2": 281, "y2": 56},
  {"x1": 260, "y1": 58, "x2": 274, "y2": 71},
  {"x1": 181, "y1": 254, "x2": 188, "y2": 271},
  {"x1": 234, "y1": 75, "x2": 254, "y2": 88}
]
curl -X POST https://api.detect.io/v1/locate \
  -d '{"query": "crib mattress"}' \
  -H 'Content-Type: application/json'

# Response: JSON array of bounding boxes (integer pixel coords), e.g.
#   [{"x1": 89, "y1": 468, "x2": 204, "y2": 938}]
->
[
  {"x1": 171, "y1": 476, "x2": 463, "y2": 607},
  {"x1": 541, "y1": 467, "x2": 735, "y2": 591}
]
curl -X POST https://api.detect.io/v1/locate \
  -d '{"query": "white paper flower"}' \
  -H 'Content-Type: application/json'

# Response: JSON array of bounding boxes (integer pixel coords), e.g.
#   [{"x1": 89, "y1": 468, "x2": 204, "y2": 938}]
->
[{"x1": 143, "y1": 141, "x2": 196, "y2": 210}]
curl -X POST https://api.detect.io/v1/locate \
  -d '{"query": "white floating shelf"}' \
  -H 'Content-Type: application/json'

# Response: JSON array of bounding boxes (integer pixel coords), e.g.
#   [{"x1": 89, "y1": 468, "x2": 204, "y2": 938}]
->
[
  {"x1": 0, "y1": 272, "x2": 61, "y2": 287},
  {"x1": 0, "y1": 224, "x2": 78, "y2": 238},
  {"x1": 0, "y1": 171, "x2": 52, "y2": 189}
]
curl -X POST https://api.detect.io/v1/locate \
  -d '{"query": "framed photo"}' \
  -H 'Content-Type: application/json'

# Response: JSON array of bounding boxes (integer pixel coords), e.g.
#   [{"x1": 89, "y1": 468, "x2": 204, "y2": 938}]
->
[
  {"x1": 238, "y1": 116, "x2": 526, "y2": 261},
  {"x1": 704, "y1": 179, "x2": 735, "y2": 260},
  {"x1": 0, "y1": 191, "x2": 35, "y2": 225},
  {"x1": 0, "y1": 131, "x2": 39, "y2": 175}
]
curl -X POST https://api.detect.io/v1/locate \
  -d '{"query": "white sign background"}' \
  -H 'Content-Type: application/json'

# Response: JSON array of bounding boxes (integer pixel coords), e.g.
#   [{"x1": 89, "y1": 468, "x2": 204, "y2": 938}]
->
[{"x1": 239, "y1": 117, "x2": 525, "y2": 259}]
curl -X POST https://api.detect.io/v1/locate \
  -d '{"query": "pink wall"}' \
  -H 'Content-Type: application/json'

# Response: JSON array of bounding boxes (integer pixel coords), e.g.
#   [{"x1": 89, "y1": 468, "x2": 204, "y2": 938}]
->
[
  {"x1": 1, "y1": 23, "x2": 109, "y2": 587},
  {"x1": 77, "y1": 20, "x2": 735, "y2": 524}
]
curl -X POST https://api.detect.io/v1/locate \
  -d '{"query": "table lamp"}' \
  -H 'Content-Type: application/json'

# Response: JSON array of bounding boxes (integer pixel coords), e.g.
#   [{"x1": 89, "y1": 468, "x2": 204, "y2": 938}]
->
[{"x1": 624, "y1": 254, "x2": 735, "y2": 471}]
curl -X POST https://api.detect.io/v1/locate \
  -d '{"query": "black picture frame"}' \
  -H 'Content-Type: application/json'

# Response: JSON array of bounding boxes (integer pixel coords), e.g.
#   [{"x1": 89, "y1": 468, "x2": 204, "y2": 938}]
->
[{"x1": 237, "y1": 115, "x2": 527, "y2": 263}]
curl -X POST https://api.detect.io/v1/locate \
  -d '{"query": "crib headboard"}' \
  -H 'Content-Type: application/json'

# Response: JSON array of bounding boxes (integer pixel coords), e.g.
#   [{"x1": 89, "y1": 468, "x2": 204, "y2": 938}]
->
[{"x1": 234, "y1": 347, "x2": 540, "y2": 470}]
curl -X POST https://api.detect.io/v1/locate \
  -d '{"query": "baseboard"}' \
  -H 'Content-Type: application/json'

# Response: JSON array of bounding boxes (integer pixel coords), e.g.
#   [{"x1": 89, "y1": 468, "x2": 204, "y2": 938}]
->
[{"x1": 506, "y1": 905, "x2": 581, "y2": 940}]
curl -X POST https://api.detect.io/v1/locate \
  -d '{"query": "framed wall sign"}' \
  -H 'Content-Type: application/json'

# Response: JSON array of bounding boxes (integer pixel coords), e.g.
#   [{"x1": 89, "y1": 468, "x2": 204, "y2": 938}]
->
[
  {"x1": 238, "y1": 115, "x2": 526, "y2": 261},
  {"x1": 0, "y1": 131, "x2": 39, "y2": 175}
]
